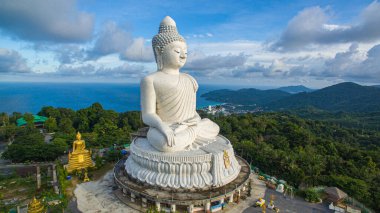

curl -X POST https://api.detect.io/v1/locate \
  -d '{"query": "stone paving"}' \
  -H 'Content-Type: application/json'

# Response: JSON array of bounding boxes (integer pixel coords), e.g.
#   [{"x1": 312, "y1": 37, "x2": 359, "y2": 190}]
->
[
  {"x1": 72, "y1": 165, "x2": 332, "y2": 213},
  {"x1": 74, "y1": 171, "x2": 138, "y2": 213},
  {"x1": 72, "y1": 160, "x2": 252, "y2": 213}
]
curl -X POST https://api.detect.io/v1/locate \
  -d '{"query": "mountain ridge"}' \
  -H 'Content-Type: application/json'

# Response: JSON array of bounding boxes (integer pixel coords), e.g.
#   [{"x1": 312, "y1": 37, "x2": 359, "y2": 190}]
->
[
  {"x1": 201, "y1": 82, "x2": 380, "y2": 112},
  {"x1": 275, "y1": 85, "x2": 314, "y2": 93},
  {"x1": 267, "y1": 82, "x2": 380, "y2": 112},
  {"x1": 201, "y1": 88, "x2": 291, "y2": 106}
]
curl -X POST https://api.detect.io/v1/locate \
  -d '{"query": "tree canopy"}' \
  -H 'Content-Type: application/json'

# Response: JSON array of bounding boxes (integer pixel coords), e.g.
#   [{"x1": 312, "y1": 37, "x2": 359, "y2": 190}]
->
[{"x1": 1, "y1": 104, "x2": 379, "y2": 211}]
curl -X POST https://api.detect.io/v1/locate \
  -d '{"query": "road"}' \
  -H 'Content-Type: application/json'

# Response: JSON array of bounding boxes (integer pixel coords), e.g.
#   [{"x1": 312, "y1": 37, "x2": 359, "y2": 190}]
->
[{"x1": 243, "y1": 189, "x2": 332, "y2": 213}]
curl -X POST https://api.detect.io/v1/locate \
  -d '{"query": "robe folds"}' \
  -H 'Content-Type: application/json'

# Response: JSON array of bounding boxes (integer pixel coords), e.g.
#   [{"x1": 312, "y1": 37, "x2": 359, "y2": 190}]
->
[{"x1": 147, "y1": 73, "x2": 218, "y2": 152}]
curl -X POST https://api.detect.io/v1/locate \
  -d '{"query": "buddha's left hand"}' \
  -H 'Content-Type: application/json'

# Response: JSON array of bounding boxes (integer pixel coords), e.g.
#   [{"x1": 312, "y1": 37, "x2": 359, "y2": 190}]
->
[{"x1": 162, "y1": 125, "x2": 175, "y2": 147}]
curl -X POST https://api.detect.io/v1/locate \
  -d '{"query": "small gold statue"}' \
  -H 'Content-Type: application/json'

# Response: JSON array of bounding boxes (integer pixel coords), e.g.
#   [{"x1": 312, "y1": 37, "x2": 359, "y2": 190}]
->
[
  {"x1": 223, "y1": 150, "x2": 231, "y2": 169},
  {"x1": 27, "y1": 197, "x2": 45, "y2": 213},
  {"x1": 83, "y1": 170, "x2": 90, "y2": 182},
  {"x1": 65, "y1": 132, "x2": 95, "y2": 173}
]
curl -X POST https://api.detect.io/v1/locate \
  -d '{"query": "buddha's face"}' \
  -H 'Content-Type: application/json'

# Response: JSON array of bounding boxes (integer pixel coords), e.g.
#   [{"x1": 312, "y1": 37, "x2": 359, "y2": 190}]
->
[{"x1": 161, "y1": 41, "x2": 187, "y2": 69}]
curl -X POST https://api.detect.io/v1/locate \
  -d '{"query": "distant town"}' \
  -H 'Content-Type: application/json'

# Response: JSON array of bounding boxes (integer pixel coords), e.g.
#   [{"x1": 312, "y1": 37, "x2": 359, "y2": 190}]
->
[{"x1": 200, "y1": 103, "x2": 263, "y2": 115}]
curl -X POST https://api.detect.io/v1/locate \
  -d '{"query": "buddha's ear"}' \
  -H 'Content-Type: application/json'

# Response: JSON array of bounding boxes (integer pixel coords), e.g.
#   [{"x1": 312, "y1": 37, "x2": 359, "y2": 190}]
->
[
  {"x1": 154, "y1": 47, "x2": 163, "y2": 71},
  {"x1": 154, "y1": 47, "x2": 159, "y2": 55},
  {"x1": 154, "y1": 47, "x2": 163, "y2": 56}
]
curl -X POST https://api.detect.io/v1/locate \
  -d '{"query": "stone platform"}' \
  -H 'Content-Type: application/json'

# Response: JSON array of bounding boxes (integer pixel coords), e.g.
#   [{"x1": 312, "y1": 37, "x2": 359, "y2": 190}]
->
[
  {"x1": 114, "y1": 154, "x2": 251, "y2": 212},
  {"x1": 125, "y1": 135, "x2": 241, "y2": 190}
]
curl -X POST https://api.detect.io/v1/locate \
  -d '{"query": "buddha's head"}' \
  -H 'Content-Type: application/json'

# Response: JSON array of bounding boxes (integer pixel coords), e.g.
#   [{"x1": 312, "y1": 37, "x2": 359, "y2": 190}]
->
[
  {"x1": 76, "y1": 132, "x2": 81, "y2": 140},
  {"x1": 152, "y1": 16, "x2": 187, "y2": 71}
]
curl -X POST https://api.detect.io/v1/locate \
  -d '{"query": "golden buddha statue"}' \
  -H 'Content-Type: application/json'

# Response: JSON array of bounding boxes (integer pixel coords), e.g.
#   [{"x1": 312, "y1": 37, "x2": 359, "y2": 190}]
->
[
  {"x1": 27, "y1": 197, "x2": 45, "y2": 213},
  {"x1": 73, "y1": 131, "x2": 85, "y2": 151},
  {"x1": 66, "y1": 132, "x2": 94, "y2": 173},
  {"x1": 83, "y1": 170, "x2": 90, "y2": 182}
]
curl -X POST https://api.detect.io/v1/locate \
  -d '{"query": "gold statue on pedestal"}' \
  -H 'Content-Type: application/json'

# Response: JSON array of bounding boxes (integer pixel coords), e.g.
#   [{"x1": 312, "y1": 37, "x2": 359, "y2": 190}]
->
[
  {"x1": 83, "y1": 170, "x2": 90, "y2": 182},
  {"x1": 27, "y1": 197, "x2": 45, "y2": 213},
  {"x1": 66, "y1": 132, "x2": 95, "y2": 173}
]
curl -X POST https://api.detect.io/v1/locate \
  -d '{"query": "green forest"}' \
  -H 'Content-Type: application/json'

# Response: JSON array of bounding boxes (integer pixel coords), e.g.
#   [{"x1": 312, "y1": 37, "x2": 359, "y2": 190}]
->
[
  {"x1": 1, "y1": 103, "x2": 379, "y2": 211},
  {"x1": 206, "y1": 112, "x2": 380, "y2": 211},
  {"x1": 0, "y1": 103, "x2": 142, "y2": 162}
]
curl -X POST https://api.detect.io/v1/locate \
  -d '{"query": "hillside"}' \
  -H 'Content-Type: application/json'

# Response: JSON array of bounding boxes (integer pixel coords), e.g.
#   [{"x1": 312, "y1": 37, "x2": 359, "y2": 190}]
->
[
  {"x1": 208, "y1": 112, "x2": 380, "y2": 211},
  {"x1": 276, "y1": 85, "x2": 314, "y2": 93},
  {"x1": 201, "y1": 88, "x2": 291, "y2": 105},
  {"x1": 202, "y1": 82, "x2": 380, "y2": 112},
  {"x1": 268, "y1": 82, "x2": 380, "y2": 112}
]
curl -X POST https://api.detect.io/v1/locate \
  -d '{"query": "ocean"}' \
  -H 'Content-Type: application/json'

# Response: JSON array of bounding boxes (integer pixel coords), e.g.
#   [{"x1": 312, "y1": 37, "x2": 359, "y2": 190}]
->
[{"x1": 0, "y1": 82, "x2": 243, "y2": 114}]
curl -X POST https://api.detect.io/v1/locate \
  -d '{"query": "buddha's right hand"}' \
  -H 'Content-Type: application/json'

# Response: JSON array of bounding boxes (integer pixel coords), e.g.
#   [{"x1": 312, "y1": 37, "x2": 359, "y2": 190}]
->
[{"x1": 162, "y1": 125, "x2": 175, "y2": 147}]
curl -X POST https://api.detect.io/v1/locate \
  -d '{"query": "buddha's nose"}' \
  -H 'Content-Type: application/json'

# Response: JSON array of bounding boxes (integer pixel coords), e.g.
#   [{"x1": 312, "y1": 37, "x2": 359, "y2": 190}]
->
[{"x1": 180, "y1": 51, "x2": 187, "y2": 59}]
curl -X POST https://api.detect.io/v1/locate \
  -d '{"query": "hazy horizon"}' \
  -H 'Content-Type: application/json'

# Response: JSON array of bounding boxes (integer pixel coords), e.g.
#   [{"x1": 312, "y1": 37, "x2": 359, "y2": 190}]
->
[{"x1": 1, "y1": 80, "x2": 379, "y2": 90}]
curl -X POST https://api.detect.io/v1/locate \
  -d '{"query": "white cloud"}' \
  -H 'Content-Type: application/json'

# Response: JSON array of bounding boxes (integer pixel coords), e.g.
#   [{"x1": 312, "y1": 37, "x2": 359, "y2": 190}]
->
[
  {"x1": 184, "y1": 52, "x2": 248, "y2": 71},
  {"x1": 0, "y1": 0, "x2": 94, "y2": 43},
  {"x1": 340, "y1": 43, "x2": 380, "y2": 80},
  {"x1": 264, "y1": 59, "x2": 290, "y2": 77},
  {"x1": 0, "y1": 1, "x2": 378, "y2": 87},
  {"x1": 262, "y1": 43, "x2": 380, "y2": 82},
  {"x1": 55, "y1": 45, "x2": 87, "y2": 64},
  {"x1": 187, "y1": 40, "x2": 380, "y2": 84},
  {"x1": 323, "y1": 24, "x2": 351, "y2": 31},
  {"x1": 189, "y1": 40, "x2": 261, "y2": 55},
  {"x1": 55, "y1": 63, "x2": 148, "y2": 78},
  {"x1": 271, "y1": 1, "x2": 380, "y2": 51},
  {"x1": 88, "y1": 22, "x2": 132, "y2": 59},
  {"x1": 0, "y1": 48, "x2": 30, "y2": 73},
  {"x1": 324, "y1": 43, "x2": 365, "y2": 77},
  {"x1": 359, "y1": 44, "x2": 380, "y2": 79},
  {"x1": 88, "y1": 23, "x2": 154, "y2": 62},
  {"x1": 121, "y1": 38, "x2": 154, "y2": 62},
  {"x1": 185, "y1": 33, "x2": 214, "y2": 39}
]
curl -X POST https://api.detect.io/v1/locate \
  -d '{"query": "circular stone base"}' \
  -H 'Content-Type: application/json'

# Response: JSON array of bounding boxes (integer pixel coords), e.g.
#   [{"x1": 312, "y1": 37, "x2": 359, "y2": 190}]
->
[
  {"x1": 125, "y1": 135, "x2": 241, "y2": 190},
  {"x1": 114, "y1": 155, "x2": 251, "y2": 207}
]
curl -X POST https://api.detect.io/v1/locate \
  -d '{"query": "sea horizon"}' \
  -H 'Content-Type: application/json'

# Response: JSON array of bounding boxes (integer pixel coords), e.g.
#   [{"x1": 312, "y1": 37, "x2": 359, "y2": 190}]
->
[{"x1": 0, "y1": 82, "x2": 250, "y2": 114}]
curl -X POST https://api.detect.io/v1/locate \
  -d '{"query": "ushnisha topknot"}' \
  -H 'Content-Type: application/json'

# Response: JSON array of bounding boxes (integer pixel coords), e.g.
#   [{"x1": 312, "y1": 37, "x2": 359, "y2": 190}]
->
[{"x1": 152, "y1": 16, "x2": 186, "y2": 59}]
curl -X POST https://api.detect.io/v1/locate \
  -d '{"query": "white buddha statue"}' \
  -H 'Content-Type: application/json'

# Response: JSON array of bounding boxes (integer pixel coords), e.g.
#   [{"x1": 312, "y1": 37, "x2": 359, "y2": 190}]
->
[
  {"x1": 141, "y1": 16, "x2": 219, "y2": 152},
  {"x1": 125, "y1": 16, "x2": 241, "y2": 190}
]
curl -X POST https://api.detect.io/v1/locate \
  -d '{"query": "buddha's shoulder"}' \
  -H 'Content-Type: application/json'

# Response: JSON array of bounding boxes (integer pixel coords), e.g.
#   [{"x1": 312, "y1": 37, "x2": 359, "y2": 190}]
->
[
  {"x1": 180, "y1": 73, "x2": 198, "y2": 91},
  {"x1": 141, "y1": 73, "x2": 160, "y2": 84},
  {"x1": 180, "y1": 72, "x2": 197, "y2": 81}
]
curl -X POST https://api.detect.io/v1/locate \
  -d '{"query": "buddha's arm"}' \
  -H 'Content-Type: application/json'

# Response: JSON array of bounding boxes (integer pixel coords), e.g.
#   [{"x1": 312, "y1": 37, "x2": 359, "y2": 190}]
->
[{"x1": 141, "y1": 77, "x2": 175, "y2": 146}]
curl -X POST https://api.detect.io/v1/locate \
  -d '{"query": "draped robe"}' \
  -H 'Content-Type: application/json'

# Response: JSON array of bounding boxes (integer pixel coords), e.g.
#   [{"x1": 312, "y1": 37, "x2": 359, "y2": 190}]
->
[{"x1": 147, "y1": 73, "x2": 219, "y2": 152}]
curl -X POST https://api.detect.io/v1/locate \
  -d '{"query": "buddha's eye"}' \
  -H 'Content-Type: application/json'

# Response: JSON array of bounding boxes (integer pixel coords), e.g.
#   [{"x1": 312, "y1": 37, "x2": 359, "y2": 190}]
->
[{"x1": 174, "y1": 50, "x2": 180, "y2": 53}]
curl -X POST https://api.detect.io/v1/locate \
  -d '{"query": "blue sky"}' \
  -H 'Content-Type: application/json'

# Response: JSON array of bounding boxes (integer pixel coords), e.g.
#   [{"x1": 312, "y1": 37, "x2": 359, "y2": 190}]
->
[{"x1": 0, "y1": 0, "x2": 379, "y2": 88}]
